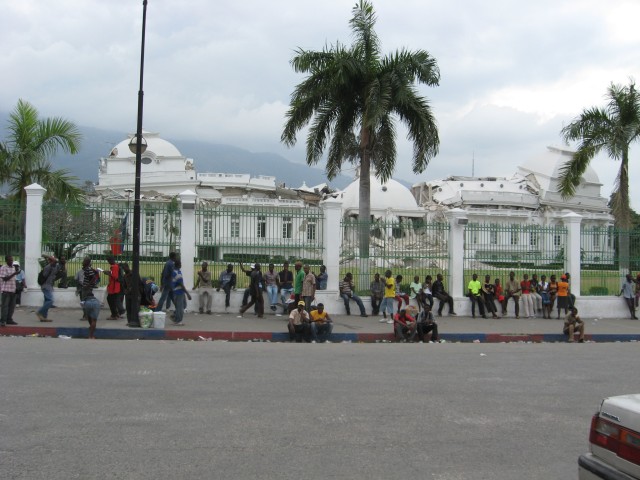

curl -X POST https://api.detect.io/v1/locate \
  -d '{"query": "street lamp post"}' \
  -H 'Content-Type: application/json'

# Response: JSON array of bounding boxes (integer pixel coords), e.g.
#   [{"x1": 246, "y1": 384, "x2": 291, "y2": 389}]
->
[{"x1": 127, "y1": 0, "x2": 149, "y2": 328}]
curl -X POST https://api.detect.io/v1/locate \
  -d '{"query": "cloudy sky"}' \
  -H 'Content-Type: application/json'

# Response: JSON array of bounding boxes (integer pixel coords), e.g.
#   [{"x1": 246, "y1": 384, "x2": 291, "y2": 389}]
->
[{"x1": 2, "y1": 0, "x2": 639, "y2": 208}]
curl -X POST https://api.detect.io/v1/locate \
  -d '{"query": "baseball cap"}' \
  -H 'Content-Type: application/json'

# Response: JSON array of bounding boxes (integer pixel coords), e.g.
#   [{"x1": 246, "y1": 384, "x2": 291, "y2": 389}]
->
[
  {"x1": 297, "y1": 300, "x2": 305, "y2": 306},
  {"x1": 13, "y1": 262, "x2": 20, "y2": 266}
]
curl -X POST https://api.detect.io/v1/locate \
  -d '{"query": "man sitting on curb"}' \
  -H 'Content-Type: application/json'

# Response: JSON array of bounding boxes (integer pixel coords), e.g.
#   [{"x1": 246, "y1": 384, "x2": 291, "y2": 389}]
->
[
  {"x1": 309, "y1": 303, "x2": 333, "y2": 343},
  {"x1": 416, "y1": 305, "x2": 439, "y2": 343},
  {"x1": 393, "y1": 309, "x2": 417, "y2": 342},
  {"x1": 288, "y1": 300, "x2": 310, "y2": 342},
  {"x1": 563, "y1": 307, "x2": 585, "y2": 343}
]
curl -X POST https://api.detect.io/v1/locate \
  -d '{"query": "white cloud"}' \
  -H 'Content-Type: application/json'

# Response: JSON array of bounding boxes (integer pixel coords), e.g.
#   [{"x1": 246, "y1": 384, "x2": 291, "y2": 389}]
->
[{"x1": 1, "y1": 0, "x2": 639, "y2": 209}]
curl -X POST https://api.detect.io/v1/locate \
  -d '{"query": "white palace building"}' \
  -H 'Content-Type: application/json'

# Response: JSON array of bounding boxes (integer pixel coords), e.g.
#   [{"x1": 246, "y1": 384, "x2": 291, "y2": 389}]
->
[{"x1": 19, "y1": 133, "x2": 629, "y2": 318}]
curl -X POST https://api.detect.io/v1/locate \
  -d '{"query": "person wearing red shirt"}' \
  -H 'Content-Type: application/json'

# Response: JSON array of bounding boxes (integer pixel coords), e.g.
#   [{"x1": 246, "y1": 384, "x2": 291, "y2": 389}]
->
[
  {"x1": 393, "y1": 309, "x2": 417, "y2": 342},
  {"x1": 104, "y1": 256, "x2": 122, "y2": 320},
  {"x1": 520, "y1": 273, "x2": 534, "y2": 318}
]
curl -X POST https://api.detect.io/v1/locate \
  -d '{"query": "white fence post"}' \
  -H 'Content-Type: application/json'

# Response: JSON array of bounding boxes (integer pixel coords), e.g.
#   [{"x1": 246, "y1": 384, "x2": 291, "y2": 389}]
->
[
  {"x1": 445, "y1": 208, "x2": 468, "y2": 298},
  {"x1": 24, "y1": 183, "x2": 46, "y2": 281},
  {"x1": 320, "y1": 196, "x2": 343, "y2": 293},
  {"x1": 179, "y1": 190, "x2": 197, "y2": 289},
  {"x1": 563, "y1": 211, "x2": 583, "y2": 297}
]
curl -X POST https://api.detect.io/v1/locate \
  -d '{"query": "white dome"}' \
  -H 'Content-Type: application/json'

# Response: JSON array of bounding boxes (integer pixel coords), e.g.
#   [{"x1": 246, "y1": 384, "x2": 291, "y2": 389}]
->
[
  {"x1": 340, "y1": 174, "x2": 419, "y2": 214},
  {"x1": 110, "y1": 132, "x2": 183, "y2": 159}
]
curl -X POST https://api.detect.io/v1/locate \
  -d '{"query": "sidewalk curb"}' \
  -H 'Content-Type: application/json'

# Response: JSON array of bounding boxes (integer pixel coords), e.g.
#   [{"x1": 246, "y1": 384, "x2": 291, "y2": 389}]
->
[{"x1": 1, "y1": 326, "x2": 639, "y2": 343}]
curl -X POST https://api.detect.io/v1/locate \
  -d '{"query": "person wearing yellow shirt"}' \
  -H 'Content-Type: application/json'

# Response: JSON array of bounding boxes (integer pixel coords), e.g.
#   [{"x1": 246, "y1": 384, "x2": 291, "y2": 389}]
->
[
  {"x1": 467, "y1": 273, "x2": 486, "y2": 318},
  {"x1": 380, "y1": 270, "x2": 396, "y2": 324},
  {"x1": 309, "y1": 303, "x2": 333, "y2": 343}
]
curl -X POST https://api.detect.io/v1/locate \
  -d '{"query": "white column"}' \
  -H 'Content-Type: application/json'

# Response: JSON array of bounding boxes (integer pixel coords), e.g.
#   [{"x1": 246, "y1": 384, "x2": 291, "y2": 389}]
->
[
  {"x1": 445, "y1": 208, "x2": 468, "y2": 298},
  {"x1": 179, "y1": 190, "x2": 197, "y2": 288},
  {"x1": 24, "y1": 183, "x2": 46, "y2": 281},
  {"x1": 320, "y1": 196, "x2": 343, "y2": 292},
  {"x1": 563, "y1": 211, "x2": 583, "y2": 298}
]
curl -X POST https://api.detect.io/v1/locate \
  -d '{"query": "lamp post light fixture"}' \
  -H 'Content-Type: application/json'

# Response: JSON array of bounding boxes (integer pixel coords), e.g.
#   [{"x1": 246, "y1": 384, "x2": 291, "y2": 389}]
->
[{"x1": 127, "y1": 0, "x2": 149, "y2": 328}]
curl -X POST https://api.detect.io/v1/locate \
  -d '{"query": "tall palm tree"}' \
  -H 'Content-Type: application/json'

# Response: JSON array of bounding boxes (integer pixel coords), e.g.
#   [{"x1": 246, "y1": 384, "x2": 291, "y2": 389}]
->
[
  {"x1": 559, "y1": 81, "x2": 640, "y2": 229},
  {"x1": 0, "y1": 99, "x2": 83, "y2": 262},
  {"x1": 0, "y1": 99, "x2": 83, "y2": 204},
  {"x1": 281, "y1": 0, "x2": 440, "y2": 258}
]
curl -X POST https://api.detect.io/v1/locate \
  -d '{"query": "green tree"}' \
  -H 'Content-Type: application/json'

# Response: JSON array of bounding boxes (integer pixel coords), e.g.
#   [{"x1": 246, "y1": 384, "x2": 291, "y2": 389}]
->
[
  {"x1": 281, "y1": 0, "x2": 440, "y2": 259},
  {"x1": 0, "y1": 99, "x2": 83, "y2": 261},
  {"x1": 559, "y1": 81, "x2": 640, "y2": 228},
  {"x1": 0, "y1": 99, "x2": 83, "y2": 204},
  {"x1": 162, "y1": 197, "x2": 180, "y2": 252}
]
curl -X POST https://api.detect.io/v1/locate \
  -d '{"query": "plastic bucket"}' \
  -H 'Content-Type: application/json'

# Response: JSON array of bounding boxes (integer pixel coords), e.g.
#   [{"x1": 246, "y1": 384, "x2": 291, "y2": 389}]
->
[
  {"x1": 139, "y1": 311, "x2": 153, "y2": 328},
  {"x1": 152, "y1": 311, "x2": 166, "y2": 329}
]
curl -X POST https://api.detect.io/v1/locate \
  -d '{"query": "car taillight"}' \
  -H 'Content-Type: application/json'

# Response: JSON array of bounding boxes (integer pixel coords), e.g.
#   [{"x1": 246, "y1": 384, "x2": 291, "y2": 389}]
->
[{"x1": 590, "y1": 414, "x2": 640, "y2": 466}]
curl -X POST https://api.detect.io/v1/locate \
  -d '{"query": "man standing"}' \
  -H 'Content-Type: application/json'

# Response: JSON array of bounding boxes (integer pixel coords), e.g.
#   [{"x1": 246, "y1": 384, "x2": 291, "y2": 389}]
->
[
  {"x1": 195, "y1": 261, "x2": 213, "y2": 314},
  {"x1": 309, "y1": 303, "x2": 333, "y2": 343},
  {"x1": 171, "y1": 260, "x2": 191, "y2": 326},
  {"x1": 278, "y1": 261, "x2": 294, "y2": 314},
  {"x1": 315, "y1": 265, "x2": 328, "y2": 290},
  {"x1": 379, "y1": 270, "x2": 396, "y2": 323},
  {"x1": 467, "y1": 273, "x2": 486, "y2": 318},
  {"x1": 370, "y1": 272, "x2": 384, "y2": 316},
  {"x1": 432, "y1": 273, "x2": 456, "y2": 317},
  {"x1": 155, "y1": 252, "x2": 176, "y2": 312},
  {"x1": 80, "y1": 257, "x2": 101, "y2": 339},
  {"x1": 103, "y1": 256, "x2": 122, "y2": 320},
  {"x1": 264, "y1": 263, "x2": 279, "y2": 312},
  {"x1": 217, "y1": 263, "x2": 236, "y2": 313},
  {"x1": 293, "y1": 261, "x2": 304, "y2": 306},
  {"x1": 302, "y1": 264, "x2": 316, "y2": 311},
  {"x1": 338, "y1": 272, "x2": 367, "y2": 317},
  {"x1": 239, "y1": 263, "x2": 264, "y2": 318},
  {"x1": 619, "y1": 273, "x2": 638, "y2": 319},
  {"x1": 13, "y1": 261, "x2": 25, "y2": 308},
  {"x1": 0, "y1": 255, "x2": 19, "y2": 326},
  {"x1": 36, "y1": 254, "x2": 59, "y2": 322}
]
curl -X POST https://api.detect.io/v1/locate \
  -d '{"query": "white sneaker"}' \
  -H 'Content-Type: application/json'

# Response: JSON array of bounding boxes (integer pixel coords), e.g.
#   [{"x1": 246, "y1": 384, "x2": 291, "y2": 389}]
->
[
  {"x1": 379, "y1": 318, "x2": 386, "y2": 323},
  {"x1": 386, "y1": 319, "x2": 393, "y2": 324}
]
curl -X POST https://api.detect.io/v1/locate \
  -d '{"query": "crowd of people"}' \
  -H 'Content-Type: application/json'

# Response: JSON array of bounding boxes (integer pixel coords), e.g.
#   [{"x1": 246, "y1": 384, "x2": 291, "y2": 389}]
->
[{"x1": 3, "y1": 253, "x2": 640, "y2": 343}]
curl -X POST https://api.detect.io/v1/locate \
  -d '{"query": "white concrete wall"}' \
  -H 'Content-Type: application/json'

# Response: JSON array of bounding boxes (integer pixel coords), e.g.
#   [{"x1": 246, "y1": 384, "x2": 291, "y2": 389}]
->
[{"x1": 17, "y1": 288, "x2": 634, "y2": 319}]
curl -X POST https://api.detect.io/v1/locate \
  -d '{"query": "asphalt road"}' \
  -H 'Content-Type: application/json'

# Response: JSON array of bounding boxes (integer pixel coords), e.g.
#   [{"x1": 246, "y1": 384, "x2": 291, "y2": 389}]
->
[{"x1": 0, "y1": 339, "x2": 637, "y2": 479}]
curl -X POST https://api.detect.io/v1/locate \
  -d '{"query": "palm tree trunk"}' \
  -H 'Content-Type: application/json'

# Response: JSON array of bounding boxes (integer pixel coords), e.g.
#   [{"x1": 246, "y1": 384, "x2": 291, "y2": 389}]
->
[
  {"x1": 616, "y1": 150, "x2": 631, "y2": 272},
  {"x1": 358, "y1": 128, "x2": 372, "y2": 291}
]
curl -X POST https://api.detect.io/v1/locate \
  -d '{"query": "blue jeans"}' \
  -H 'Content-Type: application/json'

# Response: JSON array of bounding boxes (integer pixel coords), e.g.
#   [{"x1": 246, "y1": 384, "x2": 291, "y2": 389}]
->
[
  {"x1": 280, "y1": 288, "x2": 293, "y2": 305},
  {"x1": 173, "y1": 294, "x2": 185, "y2": 324},
  {"x1": 266, "y1": 285, "x2": 278, "y2": 308},
  {"x1": 83, "y1": 297, "x2": 101, "y2": 321},
  {"x1": 380, "y1": 297, "x2": 394, "y2": 316},
  {"x1": 37, "y1": 288, "x2": 54, "y2": 319},
  {"x1": 310, "y1": 322, "x2": 333, "y2": 342},
  {"x1": 155, "y1": 287, "x2": 174, "y2": 312},
  {"x1": 340, "y1": 293, "x2": 366, "y2": 315}
]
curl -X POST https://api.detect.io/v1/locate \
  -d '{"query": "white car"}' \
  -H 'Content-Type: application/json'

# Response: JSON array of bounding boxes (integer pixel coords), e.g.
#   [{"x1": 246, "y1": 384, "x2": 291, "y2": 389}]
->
[{"x1": 579, "y1": 394, "x2": 640, "y2": 479}]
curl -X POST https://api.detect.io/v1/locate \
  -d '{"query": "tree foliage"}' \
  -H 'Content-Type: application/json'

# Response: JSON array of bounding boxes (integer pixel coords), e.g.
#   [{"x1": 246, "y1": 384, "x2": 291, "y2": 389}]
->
[
  {"x1": 281, "y1": 0, "x2": 440, "y2": 255},
  {"x1": 560, "y1": 81, "x2": 640, "y2": 228},
  {"x1": 0, "y1": 99, "x2": 83, "y2": 205}
]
